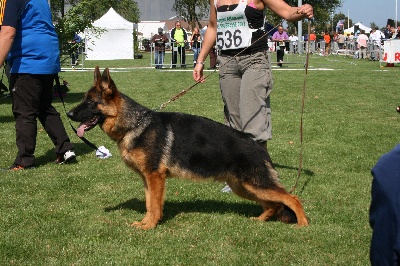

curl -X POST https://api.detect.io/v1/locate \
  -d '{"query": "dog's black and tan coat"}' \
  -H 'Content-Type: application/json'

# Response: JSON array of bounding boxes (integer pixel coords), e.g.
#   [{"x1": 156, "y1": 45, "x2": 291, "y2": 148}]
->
[{"x1": 67, "y1": 67, "x2": 309, "y2": 229}]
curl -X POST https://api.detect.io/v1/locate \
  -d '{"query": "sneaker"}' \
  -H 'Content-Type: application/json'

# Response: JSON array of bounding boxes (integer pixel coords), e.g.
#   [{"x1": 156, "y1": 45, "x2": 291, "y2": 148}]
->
[
  {"x1": 221, "y1": 183, "x2": 232, "y2": 193},
  {"x1": 2, "y1": 163, "x2": 35, "y2": 171},
  {"x1": 54, "y1": 150, "x2": 76, "y2": 164}
]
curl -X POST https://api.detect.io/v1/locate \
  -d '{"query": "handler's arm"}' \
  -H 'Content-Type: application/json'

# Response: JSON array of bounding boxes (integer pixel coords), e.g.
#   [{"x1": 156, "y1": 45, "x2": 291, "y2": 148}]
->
[
  {"x1": 262, "y1": 0, "x2": 313, "y2": 21},
  {"x1": 193, "y1": 0, "x2": 217, "y2": 82},
  {"x1": 0, "y1": 26, "x2": 16, "y2": 66}
]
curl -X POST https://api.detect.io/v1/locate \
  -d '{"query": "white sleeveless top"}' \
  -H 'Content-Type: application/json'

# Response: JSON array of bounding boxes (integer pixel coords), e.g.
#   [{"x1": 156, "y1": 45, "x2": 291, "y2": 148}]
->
[{"x1": 214, "y1": 0, "x2": 257, "y2": 50}]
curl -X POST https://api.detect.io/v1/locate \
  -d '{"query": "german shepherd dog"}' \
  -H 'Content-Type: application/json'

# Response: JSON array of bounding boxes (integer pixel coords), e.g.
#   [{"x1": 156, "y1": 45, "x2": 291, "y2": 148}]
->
[{"x1": 67, "y1": 67, "x2": 309, "y2": 229}]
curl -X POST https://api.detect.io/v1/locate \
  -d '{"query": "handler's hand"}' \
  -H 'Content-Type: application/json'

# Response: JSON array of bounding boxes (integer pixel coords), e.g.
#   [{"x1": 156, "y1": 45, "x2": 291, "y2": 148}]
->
[
  {"x1": 193, "y1": 64, "x2": 205, "y2": 83},
  {"x1": 297, "y1": 4, "x2": 314, "y2": 19}
]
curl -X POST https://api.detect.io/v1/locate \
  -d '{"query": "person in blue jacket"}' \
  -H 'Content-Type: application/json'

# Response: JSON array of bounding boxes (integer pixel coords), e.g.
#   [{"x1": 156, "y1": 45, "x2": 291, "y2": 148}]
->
[
  {"x1": 0, "y1": 0, "x2": 76, "y2": 170},
  {"x1": 370, "y1": 144, "x2": 400, "y2": 265}
]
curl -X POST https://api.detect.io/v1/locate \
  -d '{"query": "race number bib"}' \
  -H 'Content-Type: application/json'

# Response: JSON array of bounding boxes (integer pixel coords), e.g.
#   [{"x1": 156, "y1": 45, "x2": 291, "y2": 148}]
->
[
  {"x1": 216, "y1": 2, "x2": 252, "y2": 50},
  {"x1": 216, "y1": 18, "x2": 252, "y2": 50}
]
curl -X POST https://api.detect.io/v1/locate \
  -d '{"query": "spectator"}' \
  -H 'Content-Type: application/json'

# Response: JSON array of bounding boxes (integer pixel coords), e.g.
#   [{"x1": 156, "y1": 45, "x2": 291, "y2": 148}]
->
[
  {"x1": 170, "y1": 21, "x2": 188, "y2": 68},
  {"x1": 193, "y1": 0, "x2": 313, "y2": 192},
  {"x1": 323, "y1": 31, "x2": 331, "y2": 55},
  {"x1": 272, "y1": 25, "x2": 289, "y2": 67},
  {"x1": 309, "y1": 31, "x2": 317, "y2": 41},
  {"x1": 370, "y1": 27, "x2": 384, "y2": 60},
  {"x1": 370, "y1": 26, "x2": 384, "y2": 46},
  {"x1": 289, "y1": 33, "x2": 298, "y2": 53},
  {"x1": 357, "y1": 30, "x2": 368, "y2": 59},
  {"x1": 384, "y1": 24, "x2": 392, "y2": 39},
  {"x1": 369, "y1": 144, "x2": 400, "y2": 265},
  {"x1": 190, "y1": 27, "x2": 202, "y2": 68},
  {"x1": 390, "y1": 26, "x2": 396, "y2": 39},
  {"x1": 0, "y1": 0, "x2": 76, "y2": 170},
  {"x1": 337, "y1": 31, "x2": 345, "y2": 49},
  {"x1": 396, "y1": 25, "x2": 400, "y2": 39},
  {"x1": 151, "y1": 27, "x2": 169, "y2": 69},
  {"x1": 70, "y1": 33, "x2": 82, "y2": 66},
  {"x1": 307, "y1": 30, "x2": 317, "y2": 53}
]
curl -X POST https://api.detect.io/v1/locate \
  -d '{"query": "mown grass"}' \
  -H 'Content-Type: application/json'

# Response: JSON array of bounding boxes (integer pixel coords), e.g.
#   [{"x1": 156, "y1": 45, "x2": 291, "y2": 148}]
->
[{"x1": 0, "y1": 53, "x2": 399, "y2": 265}]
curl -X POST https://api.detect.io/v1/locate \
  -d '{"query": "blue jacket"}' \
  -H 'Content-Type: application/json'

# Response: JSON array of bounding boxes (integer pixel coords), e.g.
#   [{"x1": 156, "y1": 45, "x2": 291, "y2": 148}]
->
[{"x1": 370, "y1": 144, "x2": 400, "y2": 266}]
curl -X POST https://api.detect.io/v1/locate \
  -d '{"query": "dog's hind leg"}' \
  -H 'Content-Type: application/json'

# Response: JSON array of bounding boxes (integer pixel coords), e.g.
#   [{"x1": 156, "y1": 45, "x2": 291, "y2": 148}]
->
[
  {"x1": 131, "y1": 171, "x2": 167, "y2": 230},
  {"x1": 228, "y1": 180, "x2": 308, "y2": 226}
]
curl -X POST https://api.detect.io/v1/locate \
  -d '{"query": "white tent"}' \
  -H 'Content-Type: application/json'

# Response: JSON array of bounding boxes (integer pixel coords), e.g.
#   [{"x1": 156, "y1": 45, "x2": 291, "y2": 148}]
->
[
  {"x1": 137, "y1": 21, "x2": 168, "y2": 39},
  {"x1": 85, "y1": 8, "x2": 135, "y2": 60},
  {"x1": 344, "y1": 22, "x2": 372, "y2": 35}
]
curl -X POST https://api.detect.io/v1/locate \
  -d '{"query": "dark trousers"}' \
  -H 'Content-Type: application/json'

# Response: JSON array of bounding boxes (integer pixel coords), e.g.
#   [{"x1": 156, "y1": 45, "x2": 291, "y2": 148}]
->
[
  {"x1": 10, "y1": 74, "x2": 74, "y2": 167},
  {"x1": 277, "y1": 46, "x2": 285, "y2": 62},
  {"x1": 172, "y1": 46, "x2": 186, "y2": 67}
]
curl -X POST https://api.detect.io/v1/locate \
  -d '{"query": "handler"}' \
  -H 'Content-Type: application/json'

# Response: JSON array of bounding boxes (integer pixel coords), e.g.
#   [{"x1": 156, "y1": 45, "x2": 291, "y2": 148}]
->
[{"x1": 0, "y1": 0, "x2": 76, "y2": 170}]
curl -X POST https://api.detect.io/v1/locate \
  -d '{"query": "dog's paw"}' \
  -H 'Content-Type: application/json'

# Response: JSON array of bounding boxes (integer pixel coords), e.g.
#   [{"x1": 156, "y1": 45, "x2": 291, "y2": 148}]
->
[{"x1": 130, "y1": 221, "x2": 157, "y2": 230}]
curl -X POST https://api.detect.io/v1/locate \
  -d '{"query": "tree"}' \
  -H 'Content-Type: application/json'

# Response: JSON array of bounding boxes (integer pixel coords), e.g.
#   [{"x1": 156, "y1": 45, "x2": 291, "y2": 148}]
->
[{"x1": 172, "y1": 0, "x2": 209, "y2": 30}]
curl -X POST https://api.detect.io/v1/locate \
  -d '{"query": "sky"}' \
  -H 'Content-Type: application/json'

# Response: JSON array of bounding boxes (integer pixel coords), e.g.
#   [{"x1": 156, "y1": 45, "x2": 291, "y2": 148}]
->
[{"x1": 337, "y1": 0, "x2": 398, "y2": 28}]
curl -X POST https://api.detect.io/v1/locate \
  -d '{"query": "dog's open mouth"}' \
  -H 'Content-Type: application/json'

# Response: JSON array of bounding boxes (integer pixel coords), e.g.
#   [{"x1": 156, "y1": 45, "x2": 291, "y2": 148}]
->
[{"x1": 77, "y1": 116, "x2": 100, "y2": 137}]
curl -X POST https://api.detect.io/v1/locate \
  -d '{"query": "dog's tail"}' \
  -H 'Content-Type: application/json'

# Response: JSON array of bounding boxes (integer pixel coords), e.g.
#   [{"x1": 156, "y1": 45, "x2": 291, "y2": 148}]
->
[{"x1": 274, "y1": 204, "x2": 298, "y2": 224}]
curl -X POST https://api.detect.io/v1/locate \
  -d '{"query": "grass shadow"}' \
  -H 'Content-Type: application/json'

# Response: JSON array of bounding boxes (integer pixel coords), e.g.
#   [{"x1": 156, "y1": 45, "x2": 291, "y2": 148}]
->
[{"x1": 104, "y1": 198, "x2": 263, "y2": 224}]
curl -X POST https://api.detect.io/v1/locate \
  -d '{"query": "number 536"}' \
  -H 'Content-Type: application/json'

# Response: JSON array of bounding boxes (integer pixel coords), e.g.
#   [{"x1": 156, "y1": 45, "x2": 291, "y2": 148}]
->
[{"x1": 217, "y1": 29, "x2": 243, "y2": 49}]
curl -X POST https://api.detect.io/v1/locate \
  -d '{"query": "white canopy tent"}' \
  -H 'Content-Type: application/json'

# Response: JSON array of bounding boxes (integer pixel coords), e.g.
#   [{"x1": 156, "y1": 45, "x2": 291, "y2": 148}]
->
[
  {"x1": 344, "y1": 22, "x2": 372, "y2": 35},
  {"x1": 85, "y1": 8, "x2": 136, "y2": 60},
  {"x1": 137, "y1": 21, "x2": 168, "y2": 39}
]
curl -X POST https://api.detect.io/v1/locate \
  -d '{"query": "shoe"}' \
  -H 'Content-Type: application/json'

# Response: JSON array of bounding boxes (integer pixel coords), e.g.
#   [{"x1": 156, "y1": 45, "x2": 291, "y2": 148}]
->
[
  {"x1": 3, "y1": 163, "x2": 35, "y2": 171},
  {"x1": 221, "y1": 183, "x2": 232, "y2": 193},
  {"x1": 54, "y1": 150, "x2": 76, "y2": 164}
]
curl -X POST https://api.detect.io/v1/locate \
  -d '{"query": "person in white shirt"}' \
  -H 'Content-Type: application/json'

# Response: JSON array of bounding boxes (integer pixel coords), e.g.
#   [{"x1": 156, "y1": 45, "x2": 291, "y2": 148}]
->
[
  {"x1": 370, "y1": 26, "x2": 384, "y2": 46},
  {"x1": 289, "y1": 33, "x2": 298, "y2": 53},
  {"x1": 369, "y1": 27, "x2": 384, "y2": 60}
]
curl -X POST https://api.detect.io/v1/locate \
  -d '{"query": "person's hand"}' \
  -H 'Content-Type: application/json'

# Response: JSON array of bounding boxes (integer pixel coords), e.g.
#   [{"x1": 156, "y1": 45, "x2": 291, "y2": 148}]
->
[
  {"x1": 297, "y1": 4, "x2": 313, "y2": 19},
  {"x1": 193, "y1": 63, "x2": 205, "y2": 83}
]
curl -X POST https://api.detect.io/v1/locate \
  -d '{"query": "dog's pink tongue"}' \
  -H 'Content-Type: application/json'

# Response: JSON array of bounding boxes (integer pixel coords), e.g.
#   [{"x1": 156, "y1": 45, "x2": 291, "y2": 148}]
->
[{"x1": 77, "y1": 124, "x2": 86, "y2": 138}]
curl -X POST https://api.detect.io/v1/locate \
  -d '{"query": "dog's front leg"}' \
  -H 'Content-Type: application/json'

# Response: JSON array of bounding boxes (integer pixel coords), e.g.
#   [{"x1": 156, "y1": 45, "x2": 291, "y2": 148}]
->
[{"x1": 131, "y1": 172, "x2": 166, "y2": 230}]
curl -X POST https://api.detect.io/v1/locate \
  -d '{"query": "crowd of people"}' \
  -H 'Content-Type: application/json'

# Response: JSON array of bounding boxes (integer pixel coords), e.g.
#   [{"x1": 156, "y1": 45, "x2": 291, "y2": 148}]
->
[
  {"x1": 150, "y1": 21, "x2": 400, "y2": 69},
  {"x1": 266, "y1": 24, "x2": 400, "y2": 61}
]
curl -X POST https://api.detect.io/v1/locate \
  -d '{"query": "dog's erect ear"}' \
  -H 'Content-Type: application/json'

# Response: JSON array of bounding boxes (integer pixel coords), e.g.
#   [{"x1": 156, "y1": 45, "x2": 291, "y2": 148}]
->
[
  {"x1": 101, "y1": 68, "x2": 117, "y2": 96},
  {"x1": 101, "y1": 68, "x2": 111, "y2": 83},
  {"x1": 94, "y1": 66, "x2": 102, "y2": 85}
]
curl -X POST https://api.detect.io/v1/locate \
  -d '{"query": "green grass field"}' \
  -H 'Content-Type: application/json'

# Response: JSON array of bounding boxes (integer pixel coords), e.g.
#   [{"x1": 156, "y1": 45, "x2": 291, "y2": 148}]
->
[{"x1": 0, "y1": 53, "x2": 399, "y2": 265}]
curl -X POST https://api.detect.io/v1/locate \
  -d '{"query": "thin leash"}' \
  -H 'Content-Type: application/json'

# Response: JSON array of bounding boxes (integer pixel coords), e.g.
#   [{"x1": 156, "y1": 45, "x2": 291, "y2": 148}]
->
[
  {"x1": 290, "y1": 19, "x2": 311, "y2": 194},
  {"x1": 55, "y1": 75, "x2": 106, "y2": 155}
]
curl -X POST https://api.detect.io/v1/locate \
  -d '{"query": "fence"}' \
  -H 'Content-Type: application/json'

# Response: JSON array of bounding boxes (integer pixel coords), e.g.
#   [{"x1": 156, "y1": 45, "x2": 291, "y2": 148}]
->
[
  {"x1": 149, "y1": 41, "x2": 204, "y2": 69},
  {"x1": 147, "y1": 39, "x2": 391, "y2": 68}
]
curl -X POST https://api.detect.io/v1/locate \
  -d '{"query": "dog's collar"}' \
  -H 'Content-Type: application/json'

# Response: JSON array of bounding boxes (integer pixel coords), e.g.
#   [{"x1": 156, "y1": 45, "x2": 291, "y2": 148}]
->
[{"x1": 135, "y1": 110, "x2": 152, "y2": 128}]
